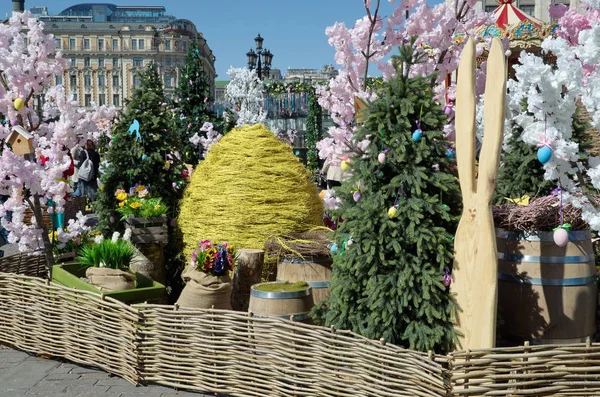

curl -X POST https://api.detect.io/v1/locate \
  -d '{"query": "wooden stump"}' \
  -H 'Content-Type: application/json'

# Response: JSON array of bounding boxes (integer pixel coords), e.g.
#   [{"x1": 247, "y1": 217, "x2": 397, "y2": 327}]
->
[{"x1": 231, "y1": 249, "x2": 264, "y2": 311}]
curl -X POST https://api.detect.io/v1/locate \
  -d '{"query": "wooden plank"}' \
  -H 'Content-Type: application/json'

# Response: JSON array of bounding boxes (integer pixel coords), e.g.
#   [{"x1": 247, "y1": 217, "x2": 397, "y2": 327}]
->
[
  {"x1": 125, "y1": 216, "x2": 167, "y2": 226},
  {"x1": 130, "y1": 226, "x2": 167, "y2": 236},
  {"x1": 131, "y1": 234, "x2": 168, "y2": 244},
  {"x1": 451, "y1": 37, "x2": 506, "y2": 350}
]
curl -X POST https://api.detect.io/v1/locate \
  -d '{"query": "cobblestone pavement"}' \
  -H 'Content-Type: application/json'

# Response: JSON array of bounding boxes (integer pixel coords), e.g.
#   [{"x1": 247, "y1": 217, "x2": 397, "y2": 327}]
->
[{"x1": 0, "y1": 348, "x2": 215, "y2": 397}]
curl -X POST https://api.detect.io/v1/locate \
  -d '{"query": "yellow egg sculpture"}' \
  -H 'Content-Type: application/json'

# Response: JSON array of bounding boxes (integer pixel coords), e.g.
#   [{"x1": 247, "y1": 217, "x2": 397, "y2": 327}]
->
[
  {"x1": 178, "y1": 124, "x2": 324, "y2": 258},
  {"x1": 13, "y1": 98, "x2": 25, "y2": 111}
]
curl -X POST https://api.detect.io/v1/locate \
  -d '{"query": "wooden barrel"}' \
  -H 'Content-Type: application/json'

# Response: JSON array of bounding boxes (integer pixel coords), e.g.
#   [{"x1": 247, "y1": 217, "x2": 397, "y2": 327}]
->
[
  {"x1": 276, "y1": 257, "x2": 332, "y2": 304},
  {"x1": 496, "y1": 228, "x2": 597, "y2": 344},
  {"x1": 249, "y1": 282, "x2": 314, "y2": 322}
]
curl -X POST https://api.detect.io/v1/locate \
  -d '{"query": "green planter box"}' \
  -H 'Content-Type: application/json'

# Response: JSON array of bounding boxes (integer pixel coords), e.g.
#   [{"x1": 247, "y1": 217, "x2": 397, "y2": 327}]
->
[{"x1": 52, "y1": 263, "x2": 166, "y2": 304}]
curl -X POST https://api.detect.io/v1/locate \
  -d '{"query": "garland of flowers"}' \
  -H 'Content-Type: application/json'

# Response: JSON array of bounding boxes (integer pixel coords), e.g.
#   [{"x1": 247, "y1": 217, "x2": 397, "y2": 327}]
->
[
  {"x1": 305, "y1": 87, "x2": 323, "y2": 174},
  {"x1": 264, "y1": 81, "x2": 317, "y2": 95}
]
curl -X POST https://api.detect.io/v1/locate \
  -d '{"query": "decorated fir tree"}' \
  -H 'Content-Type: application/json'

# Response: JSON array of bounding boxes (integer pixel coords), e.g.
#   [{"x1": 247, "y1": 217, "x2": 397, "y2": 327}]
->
[
  {"x1": 96, "y1": 63, "x2": 185, "y2": 235},
  {"x1": 317, "y1": 45, "x2": 461, "y2": 354},
  {"x1": 172, "y1": 39, "x2": 219, "y2": 164}
]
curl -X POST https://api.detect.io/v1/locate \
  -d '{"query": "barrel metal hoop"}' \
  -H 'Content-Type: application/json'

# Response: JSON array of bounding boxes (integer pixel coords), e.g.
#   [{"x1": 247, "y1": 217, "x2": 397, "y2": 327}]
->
[
  {"x1": 496, "y1": 229, "x2": 590, "y2": 242},
  {"x1": 251, "y1": 312, "x2": 310, "y2": 321},
  {"x1": 281, "y1": 257, "x2": 333, "y2": 264},
  {"x1": 497, "y1": 252, "x2": 595, "y2": 263},
  {"x1": 250, "y1": 288, "x2": 311, "y2": 299},
  {"x1": 276, "y1": 279, "x2": 330, "y2": 288},
  {"x1": 498, "y1": 272, "x2": 594, "y2": 286}
]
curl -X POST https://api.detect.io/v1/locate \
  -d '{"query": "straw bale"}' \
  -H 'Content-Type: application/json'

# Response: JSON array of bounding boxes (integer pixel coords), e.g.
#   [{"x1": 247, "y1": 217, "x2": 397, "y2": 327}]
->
[{"x1": 178, "y1": 124, "x2": 324, "y2": 258}]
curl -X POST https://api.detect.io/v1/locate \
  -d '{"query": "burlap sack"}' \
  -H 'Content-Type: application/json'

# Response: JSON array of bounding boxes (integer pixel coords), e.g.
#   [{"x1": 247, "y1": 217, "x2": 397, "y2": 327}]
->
[
  {"x1": 86, "y1": 267, "x2": 136, "y2": 291},
  {"x1": 176, "y1": 266, "x2": 232, "y2": 310}
]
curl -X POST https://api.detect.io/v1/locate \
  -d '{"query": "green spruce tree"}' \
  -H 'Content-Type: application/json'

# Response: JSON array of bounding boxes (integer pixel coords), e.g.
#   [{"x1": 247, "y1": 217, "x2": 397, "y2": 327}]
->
[
  {"x1": 316, "y1": 45, "x2": 461, "y2": 354},
  {"x1": 172, "y1": 39, "x2": 219, "y2": 164},
  {"x1": 96, "y1": 62, "x2": 185, "y2": 235}
]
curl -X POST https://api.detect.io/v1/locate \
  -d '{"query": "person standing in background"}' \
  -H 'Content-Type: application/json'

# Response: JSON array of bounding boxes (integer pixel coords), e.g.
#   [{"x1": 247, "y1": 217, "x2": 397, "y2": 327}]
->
[
  {"x1": 321, "y1": 160, "x2": 344, "y2": 189},
  {"x1": 70, "y1": 134, "x2": 83, "y2": 194},
  {"x1": 75, "y1": 140, "x2": 100, "y2": 200}
]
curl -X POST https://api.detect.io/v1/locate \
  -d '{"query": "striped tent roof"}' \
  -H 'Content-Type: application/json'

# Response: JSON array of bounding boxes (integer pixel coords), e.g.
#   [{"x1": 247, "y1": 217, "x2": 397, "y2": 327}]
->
[{"x1": 492, "y1": 0, "x2": 543, "y2": 30}]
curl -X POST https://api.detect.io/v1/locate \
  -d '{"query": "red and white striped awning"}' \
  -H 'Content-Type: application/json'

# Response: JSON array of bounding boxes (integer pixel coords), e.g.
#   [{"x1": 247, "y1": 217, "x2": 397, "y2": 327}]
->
[{"x1": 492, "y1": 0, "x2": 543, "y2": 30}]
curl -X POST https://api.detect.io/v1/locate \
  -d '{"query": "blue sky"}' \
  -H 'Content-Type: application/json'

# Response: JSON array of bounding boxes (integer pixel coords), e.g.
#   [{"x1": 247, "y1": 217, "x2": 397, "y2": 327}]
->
[{"x1": 1, "y1": 1, "x2": 421, "y2": 80}]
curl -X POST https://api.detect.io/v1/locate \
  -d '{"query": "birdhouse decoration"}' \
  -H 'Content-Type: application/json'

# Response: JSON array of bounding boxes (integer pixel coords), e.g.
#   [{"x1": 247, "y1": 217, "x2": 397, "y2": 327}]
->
[
  {"x1": 354, "y1": 97, "x2": 368, "y2": 125},
  {"x1": 7, "y1": 125, "x2": 34, "y2": 156}
]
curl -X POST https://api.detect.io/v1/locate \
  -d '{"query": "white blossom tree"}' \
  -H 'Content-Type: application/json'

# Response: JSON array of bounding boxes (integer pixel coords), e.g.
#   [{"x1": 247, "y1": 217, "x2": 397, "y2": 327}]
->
[{"x1": 224, "y1": 67, "x2": 266, "y2": 127}]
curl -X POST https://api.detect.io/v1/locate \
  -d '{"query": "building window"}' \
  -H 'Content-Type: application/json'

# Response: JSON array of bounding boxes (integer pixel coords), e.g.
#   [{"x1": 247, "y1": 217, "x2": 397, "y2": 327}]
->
[
  {"x1": 69, "y1": 38, "x2": 76, "y2": 49},
  {"x1": 98, "y1": 58, "x2": 105, "y2": 67},
  {"x1": 133, "y1": 57, "x2": 143, "y2": 67},
  {"x1": 112, "y1": 75, "x2": 119, "y2": 87},
  {"x1": 165, "y1": 39, "x2": 171, "y2": 50},
  {"x1": 84, "y1": 57, "x2": 90, "y2": 67},
  {"x1": 54, "y1": 38, "x2": 61, "y2": 49},
  {"x1": 85, "y1": 94, "x2": 91, "y2": 107},
  {"x1": 72, "y1": 93, "x2": 78, "y2": 102},
  {"x1": 519, "y1": 5, "x2": 535, "y2": 14},
  {"x1": 138, "y1": 39, "x2": 144, "y2": 50},
  {"x1": 112, "y1": 57, "x2": 119, "y2": 68},
  {"x1": 112, "y1": 39, "x2": 118, "y2": 50},
  {"x1": 98, "y1": 94, "x2": 106, "y2": 106},
  {"x1": 55, "y1": 75, "x2": 63, "y2": 85},
  {"x1": 98, "y1": 39, "x2": 104, "y2": 50},
  {"x1": 133, "y1": 75, "x2": 141, "y2": 87},
  {"x1": 70, "y1": 58, "x2": 76, "y2": 67},
  {"x1": 84, "y1": 75, "x2": 91, "y2": 87},
  {"x1": 131, "y1": 39, "x2": 137, "y2": 50},
  {"x1": 69, "y1": 74, "x2": 77, "y2": 86},
  {"x1": 165, "y1": 58, "x2": 172, "y2": 67},
  {"x1": 84, "y1": 38, "x2": 90, "y2": 49},
  {"x1": 485, "y1": 5, "x2": 496, "y2": 11},
  {"x1": 164, "y1": 75, "x2": 172, "y2": 88},
  {"x1": 98, "y1": 74, "x2": 105, "y2": 87},
  {"x1": 183, "y1": 41, "x2": 188, "y2": 52},
  {"x1": 113, "y1": 94, "x2": 119, "y2": 107}
]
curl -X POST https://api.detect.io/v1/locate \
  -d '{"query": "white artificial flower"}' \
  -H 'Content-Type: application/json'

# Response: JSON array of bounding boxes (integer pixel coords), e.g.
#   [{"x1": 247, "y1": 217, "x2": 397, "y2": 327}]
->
[
  {"x1": 111, "y1": 231, "x2": 120, "y2": 243},
  {"x1": 123, "y1": 228, "x2": 132, "y2": 242},
  {"x1": 94, "y1": 235, "x2": 104, "y2": 244}
]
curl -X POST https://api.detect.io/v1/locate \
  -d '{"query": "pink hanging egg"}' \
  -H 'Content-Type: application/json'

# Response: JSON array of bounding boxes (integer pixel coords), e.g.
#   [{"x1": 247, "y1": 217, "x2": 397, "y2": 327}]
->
[
  {"x1": 378, "y1": 152, "x2": 386, "y2": 164},
  {"x1": 553, "y1": 228, "x2": 569, "y2": 247},
  {"x1": 353, "y1": 191, "x2": 361, "y2": 202},
  {"x1": 443, "y1": 273, "x2": 452, "y2": 287}
]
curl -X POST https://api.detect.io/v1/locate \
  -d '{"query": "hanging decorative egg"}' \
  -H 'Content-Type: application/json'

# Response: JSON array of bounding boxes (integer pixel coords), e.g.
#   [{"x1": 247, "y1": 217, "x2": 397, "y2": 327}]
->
[
  {"x1": 412, "y1": 129, "x2": 422, "y2": 142},
  {"x1": 443, "y1": 272, "x2": 452, "y2": 287},
  {"x1": 441, "y1": 204, "x2": 450, "y2": 211},
  {"x1": 553, "y1": 228, "x2": 569, "y2": 247},
  {"x1": 345, "y1": 239, "x2": 353, "y2": 247},
  {"x1": 141, "y1": 154, "x2": 147, "y2": 160},
  {"x1": 378, "y1": 152, "x2": 386, "y2": 164},
  {"x1": 537, "y1": 146, "x2": 553, "y2": 164},
  {"x1": 445, "y1": 148, "x2": 455, "y2": 159},
  {"x1": 329, "y1": 243, "x2": 338, "y2": 255},
  {"x1": 353, "y1": 191, "x2": 361, "y2": 202},
  {"x1": 341, "y1": 160, "x2": 350, "y2": 172},
  {"x1": 109, "y1": 215, "x2": 115, "y2": 224},
  {"x1": 387, "y1": 206, "x2": 398, "y2": 219},
  {"x1": 13, "y1": 98, "x2": 25, "y2": 111},
  {"x1": 443, "y1": 105, "x2": 453, "y2": 115}
]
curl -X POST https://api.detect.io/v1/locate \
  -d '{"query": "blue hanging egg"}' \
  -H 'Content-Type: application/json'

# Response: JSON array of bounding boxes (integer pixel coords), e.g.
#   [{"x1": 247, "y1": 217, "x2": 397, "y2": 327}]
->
[
  {"x1": 412, "y1": 129, "x2": 422, "y2": 142},
  {"x1": 445, "y1": 148, "x2": 455, "y2": 159},
  {"x1": 537, "y1": 146, "x2": 553, "y2": 164},
  {"x1": 329, "y1": 243, "x2": 338, "y2": 255},
  {"x1": 141, "y1": 154, "x2": 147, "y2": 160}
]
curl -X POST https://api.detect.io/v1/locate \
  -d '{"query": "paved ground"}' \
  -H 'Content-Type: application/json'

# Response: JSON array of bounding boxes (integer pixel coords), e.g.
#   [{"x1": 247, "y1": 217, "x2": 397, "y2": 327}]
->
[{"x1": 0, "y1": 348, "x2": 215, "y2": 397}]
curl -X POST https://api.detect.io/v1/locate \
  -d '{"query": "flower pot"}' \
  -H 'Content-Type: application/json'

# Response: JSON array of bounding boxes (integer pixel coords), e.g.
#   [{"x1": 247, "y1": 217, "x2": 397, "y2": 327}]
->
[
  {"x1": 176, "y1": 266, "x2": 232, "y2": 310},
  {"x1": 51, "y1": 263, "x2": 166, "y2": 304},
  {"x1": 85, "y1": 267, "x2": 136, "y2": 291}
]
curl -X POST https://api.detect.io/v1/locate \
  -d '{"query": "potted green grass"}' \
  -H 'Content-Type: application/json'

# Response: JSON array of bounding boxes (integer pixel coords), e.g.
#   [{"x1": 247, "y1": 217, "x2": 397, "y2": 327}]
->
[{"x1": 51, "y1": 230, "x2": 166, "y2": 303}]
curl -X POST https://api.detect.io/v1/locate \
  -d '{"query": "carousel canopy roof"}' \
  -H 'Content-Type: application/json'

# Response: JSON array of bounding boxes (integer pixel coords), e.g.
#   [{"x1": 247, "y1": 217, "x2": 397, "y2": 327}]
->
[{"x1": 473, "y1": 0, "x2": 557, "y2": 49}]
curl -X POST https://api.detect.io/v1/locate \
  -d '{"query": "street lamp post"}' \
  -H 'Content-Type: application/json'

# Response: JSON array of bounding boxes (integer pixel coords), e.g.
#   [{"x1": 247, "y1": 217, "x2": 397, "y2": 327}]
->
[{"x1": 246, "y1": 33, "x2": 273, "y2": 80}]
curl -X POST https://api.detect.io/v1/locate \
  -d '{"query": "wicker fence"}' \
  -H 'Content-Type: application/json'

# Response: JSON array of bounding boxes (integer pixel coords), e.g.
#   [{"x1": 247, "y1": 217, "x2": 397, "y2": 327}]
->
[{"x1": 1, "y1": 268, "x2": 600, "y2": 396}]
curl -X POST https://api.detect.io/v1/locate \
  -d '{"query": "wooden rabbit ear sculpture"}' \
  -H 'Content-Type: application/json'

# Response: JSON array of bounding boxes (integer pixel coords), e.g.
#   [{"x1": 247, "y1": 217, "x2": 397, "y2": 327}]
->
[{"x1": 451, "y1": 37, "x2": 506, "y2": 350}]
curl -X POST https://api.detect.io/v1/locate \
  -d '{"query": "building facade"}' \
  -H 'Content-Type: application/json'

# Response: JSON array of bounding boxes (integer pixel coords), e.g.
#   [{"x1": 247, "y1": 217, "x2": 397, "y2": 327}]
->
[
  {"x1": 32, "y1": 3, "x2": 216, "y2": 108},
  {"x1": 283, "y1": 65, "x2": 337, "y2": 83}
]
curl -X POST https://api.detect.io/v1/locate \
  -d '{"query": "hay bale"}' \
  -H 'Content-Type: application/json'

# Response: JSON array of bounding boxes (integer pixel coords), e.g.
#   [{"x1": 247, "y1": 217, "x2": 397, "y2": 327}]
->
[{"x1": 178, "y1": 124, "x2": 323, "y2": 259}]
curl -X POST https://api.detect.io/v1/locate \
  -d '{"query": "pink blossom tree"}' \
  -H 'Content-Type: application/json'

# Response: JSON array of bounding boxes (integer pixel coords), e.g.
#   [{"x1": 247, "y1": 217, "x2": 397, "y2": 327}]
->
[
  {"x1": 0, "y1": 12, "x2": 115, "y2": 270},
  {"x1": 317, "y1": 0, "x2": 489, "y2": 165}
]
